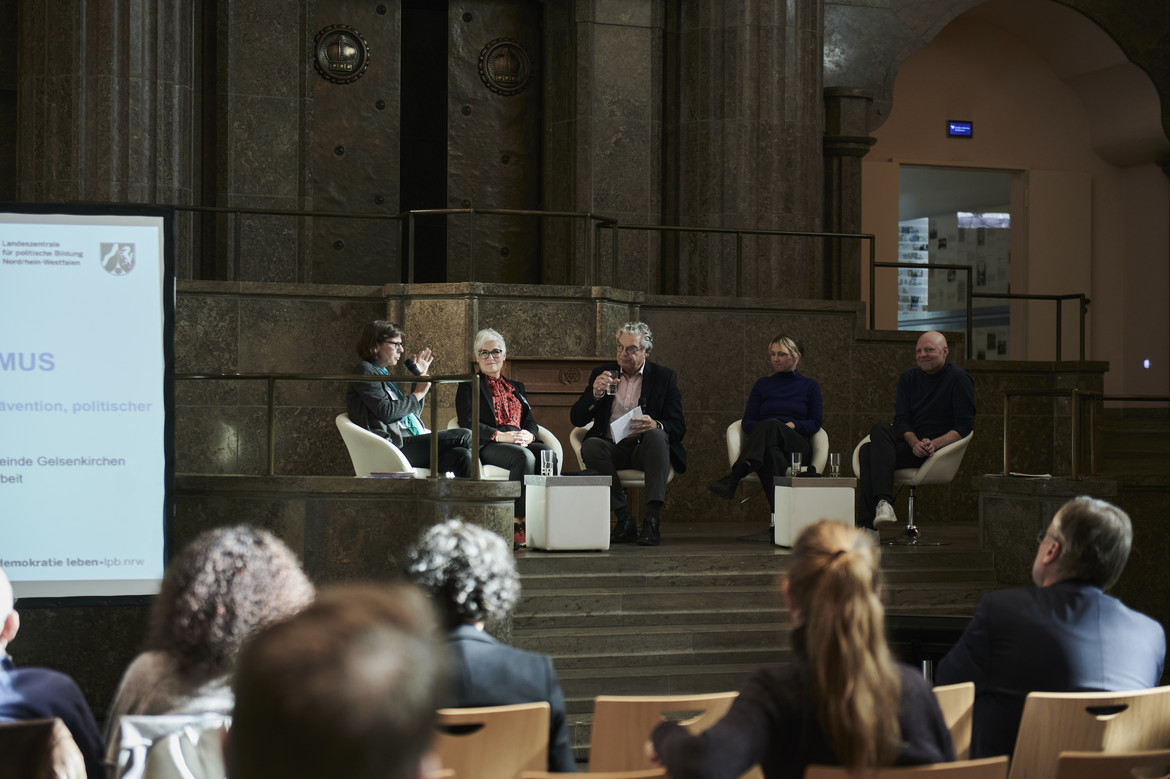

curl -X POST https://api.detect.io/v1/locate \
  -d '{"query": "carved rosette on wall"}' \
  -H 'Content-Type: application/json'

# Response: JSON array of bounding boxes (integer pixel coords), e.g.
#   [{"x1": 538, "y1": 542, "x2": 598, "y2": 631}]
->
[
  {"x1": 478, "y1": 38, "x2": 532, "y2": 96},
  {"x1": 314, "y1": 25, "x2": 370, "y2": 84},
  {"x1": 560, "y1": 367, "x2": 581, "y2": 385}
]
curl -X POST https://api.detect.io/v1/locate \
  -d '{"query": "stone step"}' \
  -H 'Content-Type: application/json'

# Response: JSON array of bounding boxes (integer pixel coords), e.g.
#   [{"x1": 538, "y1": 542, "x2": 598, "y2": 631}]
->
[
  {"x1": 516, "y1": 582, "x2": 986, "y2": 630},
  {"x1": 516, "y1": 548, "x2": 995, "y2": 576},
  {"x1": 510, "y1": 522, "x2": 999, "y2": 764},
  {"x1": 515, "y1": 621, "x2": 791, "y2": 657}
]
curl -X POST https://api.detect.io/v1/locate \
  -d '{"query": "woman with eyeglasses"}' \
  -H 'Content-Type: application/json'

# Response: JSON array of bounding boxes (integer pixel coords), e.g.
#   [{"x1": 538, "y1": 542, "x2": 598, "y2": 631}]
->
[
  {"x1": 346, "y1": 320, "x2": 473, "y2": 476},
  {"x1": 709, "y1": 334, "x2": 822, "y2": 513},
  {"x1": 456, "y1": 328, "x2": 556, "y2": 549}
]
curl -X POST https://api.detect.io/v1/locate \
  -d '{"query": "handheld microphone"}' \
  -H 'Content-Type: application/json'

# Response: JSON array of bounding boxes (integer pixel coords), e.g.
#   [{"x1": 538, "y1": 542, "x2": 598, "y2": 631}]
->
[{"x1": 404, "y1": 358, "x2": 423, "y2": 376}]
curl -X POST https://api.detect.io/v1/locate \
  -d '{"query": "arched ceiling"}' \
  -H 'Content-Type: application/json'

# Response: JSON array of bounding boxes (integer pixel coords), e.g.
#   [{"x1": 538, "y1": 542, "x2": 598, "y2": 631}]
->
[
  {"x1": 959, "y1": 0, "x2": 1168, "y2": 166},
  {"x1": 826, "y1": 0, "x2": 1170, "y2": 164}
]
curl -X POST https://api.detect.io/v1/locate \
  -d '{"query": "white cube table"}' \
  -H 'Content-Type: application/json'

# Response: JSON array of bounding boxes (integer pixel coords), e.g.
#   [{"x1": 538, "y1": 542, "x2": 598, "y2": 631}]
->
[
  {"x1": 524, "y1": 475, "x2": 612, "y2": 551},
  {"x1": 773, "y1": 476, "x2": 857, "y2": 547}
]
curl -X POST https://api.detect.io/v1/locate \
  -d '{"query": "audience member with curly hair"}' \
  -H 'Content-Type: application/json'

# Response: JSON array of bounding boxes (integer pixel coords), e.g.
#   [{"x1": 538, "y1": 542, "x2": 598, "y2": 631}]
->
[
  {"x1": 404, "y1": 519, "x2": 575, "y2": 772},
  {"x1": 104, "y1": 525, "x2": 313, "y2": 741}
]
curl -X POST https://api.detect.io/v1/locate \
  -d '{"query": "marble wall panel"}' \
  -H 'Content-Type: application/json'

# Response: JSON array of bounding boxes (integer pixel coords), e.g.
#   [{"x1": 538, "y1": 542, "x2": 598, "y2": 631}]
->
[
  {"x1": 175, "y1": 293, "x2": 240, "y2": 372},
  {"x1": 14, "y1": 602, "x2": 150, "y2": 723},
  {"x1": 473, "y1": 298, "x2": 596, "y2": 358},
  {"x1": 1113, "y1": 482, "x2": 1170, "y2": 640},
  {"x1": 275, "y1": 406, "x2": 353, "y2": 476}
]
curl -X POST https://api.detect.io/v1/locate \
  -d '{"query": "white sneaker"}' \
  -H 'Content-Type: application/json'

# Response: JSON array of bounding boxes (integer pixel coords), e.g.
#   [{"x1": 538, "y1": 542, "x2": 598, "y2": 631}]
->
[{"x1": 874, "y1": 499, "x2": 898, "y2": 528}]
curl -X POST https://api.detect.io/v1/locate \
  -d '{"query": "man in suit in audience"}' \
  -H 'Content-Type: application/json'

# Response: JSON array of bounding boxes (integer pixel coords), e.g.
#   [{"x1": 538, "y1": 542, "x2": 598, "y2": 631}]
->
[
  {"x1": 0, "y1": 567, "x2": 103, "y2": 778},
  {"x1": 227, "y1": 582, "x2": 450, "y2": 779},
  {"x1": 936, "y1": 496, "x2": 1166, "y2": 759},
  {"x1": 571, "y1": 321, "x2": 687, "y2": 547},
  {"x1": 855, "y1": 330, "x2": 975, "y2": 532}
]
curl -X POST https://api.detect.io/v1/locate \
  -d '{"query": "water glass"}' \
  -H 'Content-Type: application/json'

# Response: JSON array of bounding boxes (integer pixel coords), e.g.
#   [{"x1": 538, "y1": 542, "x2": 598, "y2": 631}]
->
[
  {"x1": 790, "y1": 452, "x2": 803, "y2": 475},
  {"x1": 606, "y1": 370, "x2": 619, "y2": 396},
  {"x1": 540, "y1": 449, "x2": 556, "y2": 476},
  {"x1": 829, "y1": 452, "x2": 841, "y2": 478}
]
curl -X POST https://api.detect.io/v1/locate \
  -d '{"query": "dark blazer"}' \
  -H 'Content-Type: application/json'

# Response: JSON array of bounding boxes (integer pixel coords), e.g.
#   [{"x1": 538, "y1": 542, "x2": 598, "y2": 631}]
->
[
  {"x1": 455, "y1": 376, "x2": 539, "y2": 444},
  {"x1": 345, "y1": 359, "x2": 425, "y2": 447},
  {"x1": 569, "y1": 360, "x2": 687, "y2": 473},
  {"x1": 936, "y1": 579, "x2": 1166, "y2": 759},
  {"x1": 447, "y1": 624, "x2": 575, "y2": 773}
]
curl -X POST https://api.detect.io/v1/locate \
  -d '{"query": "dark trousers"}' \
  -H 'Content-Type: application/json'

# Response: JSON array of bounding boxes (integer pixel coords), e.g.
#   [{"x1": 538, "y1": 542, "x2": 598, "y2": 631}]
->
[
  {"x1": 401, "y1": 428, "x2": 473, "y2": 477},
  {"x1": 856, "y1": 422, "x2": 926, "y2": 527},
  {"x1": 480, "y1": 440, "x2": 555, "y2": 518},
  {"x1": 580, "y1": 428, "x2": 670, "y2": 514},
  {"x1": 735, "y1": 418, "x2": 811, "y2": 510}
]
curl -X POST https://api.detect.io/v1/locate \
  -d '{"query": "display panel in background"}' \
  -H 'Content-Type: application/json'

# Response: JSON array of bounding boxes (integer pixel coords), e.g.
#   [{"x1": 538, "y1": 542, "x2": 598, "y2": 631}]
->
[{"x1": 1, "y1": 204, "x2": 173, "y2": 599}]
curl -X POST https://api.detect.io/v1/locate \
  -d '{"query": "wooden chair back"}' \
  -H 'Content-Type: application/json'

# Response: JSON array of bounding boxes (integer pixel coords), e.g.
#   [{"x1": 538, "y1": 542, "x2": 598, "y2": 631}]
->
[
  {"x1": 0, "y1": 718, "x2": 86, "y2": 779},
  {"x1": 1008, "y1": 686, "x2": 1170, "y2": 779},
  {"x1": 434, "y1": 702, "x2": 550, "y2": 779},
  {"x1": 1053, "y1": 749, "x2": 1170, "y2": 779},
  {"x1": 933, "y1": 681, "x2": 975, "y2": 760},
  {"x1": 521, "y1": 767, "x2": 669, "y2": 771},
  {"x1": 588, "y1": 692, "x2": 760, "y2": 778},
  {"x1": 804, "y1": 756, "x2": 1009, "y2": 778}
]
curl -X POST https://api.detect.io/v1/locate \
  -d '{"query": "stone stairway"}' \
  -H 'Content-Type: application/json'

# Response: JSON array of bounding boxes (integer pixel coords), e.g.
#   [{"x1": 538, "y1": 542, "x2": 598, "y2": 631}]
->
[
  {"x1": 510, "y1": 522, "x2": 998, "y2": 762},
  {"x1": 1095, "y1": 409, "x2": 1170, "y2": 475}
]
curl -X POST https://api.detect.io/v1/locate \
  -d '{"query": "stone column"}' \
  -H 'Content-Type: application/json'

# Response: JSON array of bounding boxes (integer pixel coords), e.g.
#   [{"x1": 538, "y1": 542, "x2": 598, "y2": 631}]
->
[
  {"x1": 823, "y1": 87, "x2": 876, "y2": 301},
  {"x1": 542, "y1": 3, "x2": 667, "y2": 290},
  {"x1": 17, "y1": 0, "x2": 195, "y2": 204},
  {"x1": 18, "y1": 0, "x2": 197, "y2": 272},
  {"x1": 669, "y1": 0, "x2": 823, "y2": 298}
]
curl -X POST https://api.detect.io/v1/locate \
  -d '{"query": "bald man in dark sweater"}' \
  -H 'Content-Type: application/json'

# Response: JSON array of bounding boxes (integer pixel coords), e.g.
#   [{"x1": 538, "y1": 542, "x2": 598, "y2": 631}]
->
[{"x1": 856, "y1": 331, "x2": 975, "y2": 530}]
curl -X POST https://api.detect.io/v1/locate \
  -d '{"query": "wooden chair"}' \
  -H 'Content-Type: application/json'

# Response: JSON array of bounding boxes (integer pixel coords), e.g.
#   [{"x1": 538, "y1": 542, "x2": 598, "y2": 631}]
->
[
  {"x1": 1007, "y1": 686, "x2": 1170, "y2": 779},
  {"x1": 588, "y1": 693, "x2": 761, "y2": 778},
  {"x1": 933, "y1": 681, "x2": 975, "y2": 761},
  {"x1": 804, "y1": 756, "x2": 1009, "y2": 778},
  {"x1": 433, "y1": 702, "x2": 551, "y2": 779},
  {"x1": 1053, "y1": 749, "x2": 1170, "y2": 779},
  {"x1": 0, "y1": 718, "x2": 86, "y2": 779},
  {"x1": 521, "y1": 767, "x2": 669, "y2": 771},
  {"x1": 335, "y1": 412, "x2": 428, "y2": 477}
]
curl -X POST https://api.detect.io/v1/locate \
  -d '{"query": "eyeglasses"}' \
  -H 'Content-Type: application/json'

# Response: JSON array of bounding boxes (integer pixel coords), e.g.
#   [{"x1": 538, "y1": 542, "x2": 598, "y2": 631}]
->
[
  {"x1": 380, "y1": 340, "x2": 405, "y2": 351},
  {"x1": 616, "y1": 345, "x2": 644, "y2": 356},
  {"x1": 477, "y1": 349, "x2": 504, "y2": 358},
  {"x1": 1036, "y1": 529, "x2": 1061, "y2": 545}
]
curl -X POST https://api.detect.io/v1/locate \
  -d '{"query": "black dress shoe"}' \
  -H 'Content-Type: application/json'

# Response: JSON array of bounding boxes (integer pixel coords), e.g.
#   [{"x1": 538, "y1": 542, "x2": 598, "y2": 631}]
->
[
  {"x1": 610, "y1": 515, "x2": 638, "y2": 543},
  {"x1": 636, "y1": 516, "x2": 660, "y2": 546},
  {"x1": 708, "y1": 475, "x2": 738, "y2": 500}
]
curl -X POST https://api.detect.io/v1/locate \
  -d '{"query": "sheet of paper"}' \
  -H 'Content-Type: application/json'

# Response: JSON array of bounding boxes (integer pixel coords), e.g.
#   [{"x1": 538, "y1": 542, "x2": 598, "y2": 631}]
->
[{"x1": 610, "y1": 405, "x2": 643, "y2": 442}]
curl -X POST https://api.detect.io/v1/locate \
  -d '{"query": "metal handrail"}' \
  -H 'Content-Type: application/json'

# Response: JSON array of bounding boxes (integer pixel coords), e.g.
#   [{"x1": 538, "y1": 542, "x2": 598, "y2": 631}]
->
[
  {"x1": 610, "y1": 223, "x2": 876, "y2": 298},
  {"x1": 869, "y1": 261, "x2": 1089, "y2": 361},
  {"x1": 1086, "y1": 394, "x2": 1170, "y2": 474},
  {"x1": 1002, "y1": 390, "x2": 1170, "y2": 479},
  {"x1": 175, "y1": 372, "x2": 482, "y2": 477},
  {"x1": 870, "y1": 262, "x2": 973, "y2": 355},
  {"x1": 972, "y1": 292, "x2": 1089, "y2": 361},
  {"x1": 403, "y1": 207, "x2": 619, "y2": 285},
  {"x1": 1002, "y1": 388, "x2": 1084, "y2": 479}
]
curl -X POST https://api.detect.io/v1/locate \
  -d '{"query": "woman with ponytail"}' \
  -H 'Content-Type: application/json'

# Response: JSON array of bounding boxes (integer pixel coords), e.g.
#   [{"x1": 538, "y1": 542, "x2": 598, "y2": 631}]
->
[{"x1": 648, "y1": 521, "x2": 953, "y2": 779}]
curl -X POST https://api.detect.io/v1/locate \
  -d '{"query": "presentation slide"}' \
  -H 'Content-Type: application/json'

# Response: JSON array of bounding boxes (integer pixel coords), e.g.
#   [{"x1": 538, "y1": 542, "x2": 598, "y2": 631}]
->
[{"x1": 0, "y1": 205, "x2": 173, "y2": 599}]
